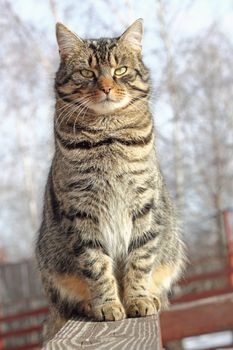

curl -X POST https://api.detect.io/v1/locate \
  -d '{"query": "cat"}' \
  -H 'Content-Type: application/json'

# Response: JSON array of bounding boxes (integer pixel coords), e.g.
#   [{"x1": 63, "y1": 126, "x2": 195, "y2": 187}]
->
[{"x1": 36, "y1": 19, "x2": 185, "y2": 342}]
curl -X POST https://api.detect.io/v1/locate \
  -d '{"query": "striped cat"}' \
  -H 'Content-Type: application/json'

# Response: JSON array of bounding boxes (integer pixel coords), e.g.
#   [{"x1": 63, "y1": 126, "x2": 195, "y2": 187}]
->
[{"x1": 36, "y1": 19, "x2": 185, "y2": 341}]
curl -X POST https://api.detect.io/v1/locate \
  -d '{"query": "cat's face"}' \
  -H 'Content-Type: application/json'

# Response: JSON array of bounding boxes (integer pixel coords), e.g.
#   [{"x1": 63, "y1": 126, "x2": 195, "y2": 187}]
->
[{"x1": 55, "y1": 19, "x2": 150, "y2": 115}]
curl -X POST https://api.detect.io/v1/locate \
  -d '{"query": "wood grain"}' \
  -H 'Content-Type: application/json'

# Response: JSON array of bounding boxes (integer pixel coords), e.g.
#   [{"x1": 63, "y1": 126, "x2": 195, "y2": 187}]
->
[{"x1": 43, "y1": 315, "x2": 161, "y2": 349}]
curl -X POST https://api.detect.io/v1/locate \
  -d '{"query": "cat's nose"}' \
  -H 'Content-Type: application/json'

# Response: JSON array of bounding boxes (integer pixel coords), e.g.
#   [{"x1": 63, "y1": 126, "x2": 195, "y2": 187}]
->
[
  {"x1": 101, "y1": 86, "x2": 112, "y2": 95},
  {"x1": 98, "y1": 77, "x2": 113, "y2": 95}
]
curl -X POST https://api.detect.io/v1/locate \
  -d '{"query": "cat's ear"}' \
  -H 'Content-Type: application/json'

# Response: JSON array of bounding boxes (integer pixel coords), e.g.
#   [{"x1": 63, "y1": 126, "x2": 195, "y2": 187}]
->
[
  {"x1": 56, "y1": 23, "x2": 84, "y2": 60},
  {"x1": 118, "y1": 19, "x2": 143, "y2": 52}
]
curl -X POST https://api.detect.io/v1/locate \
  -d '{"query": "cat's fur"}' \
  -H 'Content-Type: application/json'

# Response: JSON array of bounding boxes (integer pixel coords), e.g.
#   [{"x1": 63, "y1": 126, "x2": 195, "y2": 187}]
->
[{"x1": 36, "y1": 19, "x2": 185, "y2": 342}]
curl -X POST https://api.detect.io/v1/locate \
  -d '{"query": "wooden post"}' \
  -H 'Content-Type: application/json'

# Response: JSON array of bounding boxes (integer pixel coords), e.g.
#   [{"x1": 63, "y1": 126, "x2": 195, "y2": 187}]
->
[{"x1": 43, "y1": 315, "x2": 161, "y2": 350}]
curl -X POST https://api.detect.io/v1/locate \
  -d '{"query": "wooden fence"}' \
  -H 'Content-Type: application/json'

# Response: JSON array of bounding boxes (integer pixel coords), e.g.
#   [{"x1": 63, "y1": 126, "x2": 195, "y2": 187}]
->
[
  {"x1": 0, "y1": 260, "x2": 43, "y2": 302},
  {"x1": 0, "y1": 260, "x2": 45, "y2": 350}
]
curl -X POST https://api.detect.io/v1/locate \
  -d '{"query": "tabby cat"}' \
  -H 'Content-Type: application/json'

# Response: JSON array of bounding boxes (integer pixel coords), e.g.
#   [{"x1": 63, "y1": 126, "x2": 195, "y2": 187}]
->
[{"x1": 36, "y1": 19, "x2": 185, "y2": 341}]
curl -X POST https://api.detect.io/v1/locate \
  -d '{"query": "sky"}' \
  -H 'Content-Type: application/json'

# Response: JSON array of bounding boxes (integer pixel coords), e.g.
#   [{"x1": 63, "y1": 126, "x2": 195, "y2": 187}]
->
[{"x1": 12, "y1": 0, "x2": 233, "y2": 39}]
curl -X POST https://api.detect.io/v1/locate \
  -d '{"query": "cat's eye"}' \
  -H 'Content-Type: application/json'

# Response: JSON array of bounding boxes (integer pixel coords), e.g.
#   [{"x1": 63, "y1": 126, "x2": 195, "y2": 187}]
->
[
  {"x1": 114, "y1": 66, "x2": 127, "y2": 76},
  {"x1": 80, "y1": 69, "x2": 95, "y2": 78}
]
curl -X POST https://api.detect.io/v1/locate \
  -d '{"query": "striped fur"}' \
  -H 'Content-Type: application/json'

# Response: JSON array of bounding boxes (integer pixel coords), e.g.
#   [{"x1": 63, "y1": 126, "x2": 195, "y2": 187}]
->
[{"x1": 36, "y1": 19, "x2": 185, "y2": 342}]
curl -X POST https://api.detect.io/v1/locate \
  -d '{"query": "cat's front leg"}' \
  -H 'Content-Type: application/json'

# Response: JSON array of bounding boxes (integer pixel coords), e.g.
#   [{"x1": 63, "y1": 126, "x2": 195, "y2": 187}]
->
[
  {"x1": 123, "y1": 243, "x2": 161, "y2": 318},
  {"x1": 76, "y1": 242, "x2": 126, "y2": 321},
  {"x1": 58, "y1": 241, "x2": 125, "y2": 321},
  {"x1": 122, "y1": 202, "x2": 163, "y2": 317},
  {"x1": 86, "y1": 258, "x2": 126, "y2": 322},
  {"x1": 123, "y1": 235, "x2": 181, "y2": 317}
]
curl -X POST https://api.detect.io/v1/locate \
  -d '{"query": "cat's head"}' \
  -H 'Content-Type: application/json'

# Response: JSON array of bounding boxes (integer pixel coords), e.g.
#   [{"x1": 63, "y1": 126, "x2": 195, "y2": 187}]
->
[{"x1": 55, "y1": 19, "x2": 150, "y2": 115}]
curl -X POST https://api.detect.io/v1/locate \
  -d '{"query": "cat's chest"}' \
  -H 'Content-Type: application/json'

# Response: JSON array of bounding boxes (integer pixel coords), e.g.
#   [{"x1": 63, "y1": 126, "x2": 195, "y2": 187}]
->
[{"x1": 99, "y1": 177, "x2": 134, "y2": 260}]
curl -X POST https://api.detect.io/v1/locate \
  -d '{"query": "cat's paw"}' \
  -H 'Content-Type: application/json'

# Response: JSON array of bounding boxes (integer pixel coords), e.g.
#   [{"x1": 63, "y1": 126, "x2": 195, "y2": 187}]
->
[
  {"x1": 92, "y1": 301, "x2": 126, "y2": 321},
  {"x1": 126, "y1": 297, "x2": 160, "y2": 318}
]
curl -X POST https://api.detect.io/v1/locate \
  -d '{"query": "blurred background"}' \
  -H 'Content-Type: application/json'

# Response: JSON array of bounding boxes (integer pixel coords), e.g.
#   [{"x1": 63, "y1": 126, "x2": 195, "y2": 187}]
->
[{"x1": 0, "y1": 1, "x2": 233, "y2": 349}]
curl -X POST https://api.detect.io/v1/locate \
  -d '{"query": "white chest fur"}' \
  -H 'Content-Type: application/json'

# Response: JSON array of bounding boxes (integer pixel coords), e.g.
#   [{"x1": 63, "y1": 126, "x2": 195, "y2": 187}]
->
[{"x1": 100, "y1": 189, "x2": 132, "y2": 260}]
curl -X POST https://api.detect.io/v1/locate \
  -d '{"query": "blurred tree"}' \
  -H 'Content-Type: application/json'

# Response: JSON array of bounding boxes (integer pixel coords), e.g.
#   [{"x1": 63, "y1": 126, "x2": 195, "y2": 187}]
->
[
  {"x1": 0, "y1": 0, "x2": 53, "y2": 259},
  {"x1": 156, "y1": 0, "x2": 185, "y2": 212},
  {"x1": 178, "y1": 29, "x2": 233, "y2": 256},
  {"x1": 153, "y1": 1, "x2": 233, "y2": 259}
]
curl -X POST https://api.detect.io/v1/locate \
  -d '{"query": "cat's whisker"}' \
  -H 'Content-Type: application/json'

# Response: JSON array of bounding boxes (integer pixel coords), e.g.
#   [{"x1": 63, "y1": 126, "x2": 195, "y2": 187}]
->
[
  {"x1": 56, "y1": 95, "x2": 91, "y2": 112},
  {"x1": 72, "y1": 106, "x2": 89, "y2": 135},
  {"x1": 58, "y1": 104, "x2": 85, "y2": 129},
  {"x1": 56, "y1": 99, "x2": 74, "y2": 114},
  {"x1": 56, "y1": 101, "x2": 76, "y2": 126},
  {"x1": 56, "y1": 97, "x2": 92, "y2": 127},
  {"x1": 73, "y1": 106, "x2": 89, "y2": 136},
  {"x1": 56, "y1": 108, "x2": 74, "y2": 127},
  {"x1": 72, "y1": 98, "x2": 92, "y2": 135}
]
